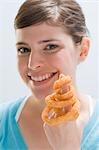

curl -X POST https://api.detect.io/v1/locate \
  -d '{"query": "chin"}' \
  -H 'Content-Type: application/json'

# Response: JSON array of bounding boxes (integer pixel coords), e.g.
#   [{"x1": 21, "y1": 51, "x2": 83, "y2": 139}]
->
[{"x1": 31, "y1": 88, "x2": 53, "y2": 102}]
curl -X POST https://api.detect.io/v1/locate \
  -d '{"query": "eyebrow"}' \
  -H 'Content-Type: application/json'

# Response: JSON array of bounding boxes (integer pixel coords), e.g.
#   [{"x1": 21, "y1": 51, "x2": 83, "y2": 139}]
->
[
  {"x1": 16, "y1": 39, "x2": 60, "y2": 46},
  {"x1": 38, "y1": 39, "x2": 60, "y2": 44},
  {"x1": 16, "y1": 42, "x2": 28, "y2": 46}
]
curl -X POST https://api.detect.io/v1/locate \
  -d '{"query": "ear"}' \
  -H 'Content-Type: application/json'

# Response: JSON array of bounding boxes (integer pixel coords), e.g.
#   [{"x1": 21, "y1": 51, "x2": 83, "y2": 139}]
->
[{"x1": 78, "y1": 37, "x2": 90, "y2": 63}]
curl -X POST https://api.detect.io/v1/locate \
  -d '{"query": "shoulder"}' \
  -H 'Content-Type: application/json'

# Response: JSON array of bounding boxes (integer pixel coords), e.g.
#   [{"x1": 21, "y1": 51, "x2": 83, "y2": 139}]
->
[
  {"x1": 81, "y1": 98, "x2": 99, "y2": 149},
  {"x1": 0, "y1": 97, "x2": 25, "y2": 124},
  {"x1": 0, "y1": 97, "x2": 25, "y2": 143},
  {"x1": 0, "y1": 97, "x2": 28, "y2": 149}
]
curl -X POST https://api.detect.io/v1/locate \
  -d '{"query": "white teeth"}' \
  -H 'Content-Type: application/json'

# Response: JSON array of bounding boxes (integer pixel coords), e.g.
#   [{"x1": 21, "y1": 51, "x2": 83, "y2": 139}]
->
[
  {"x1": 31, "y1": 73, "x2": 53, "y2": 82},
  {"x1": 38, "y1": 76, "x2": 42, "y2": 81}
]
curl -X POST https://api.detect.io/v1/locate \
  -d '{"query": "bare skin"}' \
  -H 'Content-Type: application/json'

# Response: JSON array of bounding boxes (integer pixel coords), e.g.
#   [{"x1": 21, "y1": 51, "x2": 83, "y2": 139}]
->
[
  {"x1": 18, "y1": 93, "x2": 91, "y2": 150},
  {"x1": 18, "y1": 96, "x2": 52, "y2": 150}
]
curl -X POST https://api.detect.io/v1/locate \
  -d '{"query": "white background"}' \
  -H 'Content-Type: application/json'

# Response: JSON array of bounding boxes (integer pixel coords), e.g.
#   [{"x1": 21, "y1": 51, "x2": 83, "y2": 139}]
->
[{"x1": 0, "y1": 0, "x2": 99, "y2": 103}]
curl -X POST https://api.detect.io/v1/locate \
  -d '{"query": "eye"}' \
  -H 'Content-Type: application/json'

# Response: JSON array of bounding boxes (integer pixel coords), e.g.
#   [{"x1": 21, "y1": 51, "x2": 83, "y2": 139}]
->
[
  {"x1": 17, "y1": 47, "x2": 31, "y2": 55},
  {"x1": 44, "y1": 44, "x2": 59, "y2": 52}
]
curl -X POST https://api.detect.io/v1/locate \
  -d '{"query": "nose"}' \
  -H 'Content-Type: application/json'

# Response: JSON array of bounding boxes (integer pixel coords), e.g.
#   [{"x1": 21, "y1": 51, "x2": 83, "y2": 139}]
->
[{"x1": 28, "y1": 51, "x2": 44, "y2": 71}]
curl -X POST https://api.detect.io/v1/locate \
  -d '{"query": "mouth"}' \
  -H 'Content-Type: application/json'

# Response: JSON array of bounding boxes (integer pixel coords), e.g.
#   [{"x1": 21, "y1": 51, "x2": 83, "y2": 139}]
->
[{"x1": 28, "y1": 72, "x2": 58, "y2": 87}]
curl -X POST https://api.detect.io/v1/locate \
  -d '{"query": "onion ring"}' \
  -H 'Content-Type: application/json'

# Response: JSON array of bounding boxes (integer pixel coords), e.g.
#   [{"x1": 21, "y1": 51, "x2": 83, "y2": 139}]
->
[{"x1": 41, "y1": 74, "x2": 80, "y2": 126}]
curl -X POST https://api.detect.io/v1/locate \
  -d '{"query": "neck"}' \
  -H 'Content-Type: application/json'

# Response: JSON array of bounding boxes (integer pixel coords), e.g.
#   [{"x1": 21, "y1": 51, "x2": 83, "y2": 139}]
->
[{"x1": 29, "y1": 95, "x2": 46, "y2": 113}]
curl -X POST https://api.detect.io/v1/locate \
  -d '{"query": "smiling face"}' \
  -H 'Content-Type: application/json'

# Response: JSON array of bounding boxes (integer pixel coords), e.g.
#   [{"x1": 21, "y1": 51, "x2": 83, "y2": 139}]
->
[{"x1": 15, "y1": 23, "x2": 81, "y2": 102}]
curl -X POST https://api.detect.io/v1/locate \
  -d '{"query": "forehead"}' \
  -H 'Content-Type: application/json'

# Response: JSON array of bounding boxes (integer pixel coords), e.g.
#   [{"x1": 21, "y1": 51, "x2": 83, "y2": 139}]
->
[{"x1": 15, "y1": 23, "x2": 71, "y2": 42}]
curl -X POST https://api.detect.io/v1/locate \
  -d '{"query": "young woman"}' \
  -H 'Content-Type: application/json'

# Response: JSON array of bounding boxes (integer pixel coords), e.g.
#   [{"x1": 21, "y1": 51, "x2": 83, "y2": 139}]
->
[{"x1": 0, "y1": 0, "x2": 98, "y2": 149}]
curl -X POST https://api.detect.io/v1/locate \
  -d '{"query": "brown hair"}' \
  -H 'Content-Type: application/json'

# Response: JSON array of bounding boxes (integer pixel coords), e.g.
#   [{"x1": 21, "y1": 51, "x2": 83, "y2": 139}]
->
[{"x1": 14, "y1": 0, "x2": 89, "y2": 44}]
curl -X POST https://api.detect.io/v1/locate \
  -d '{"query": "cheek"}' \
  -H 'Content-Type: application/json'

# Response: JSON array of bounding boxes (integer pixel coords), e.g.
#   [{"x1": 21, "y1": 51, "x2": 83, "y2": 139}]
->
[
  {"x1": 17, "y1": 57, "x2": 28, "y2": 80},
  {"x1": 48, "y1": 52, "x2": 77, "y2": 74}
]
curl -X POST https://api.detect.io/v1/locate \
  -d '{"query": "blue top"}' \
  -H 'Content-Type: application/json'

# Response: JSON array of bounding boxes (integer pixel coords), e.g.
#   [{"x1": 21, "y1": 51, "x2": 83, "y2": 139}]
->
[
  {"x1": 0, "y1": 97, "x2": 27, "y2": 150},
  {"x1": 0, "y1": 97, "x2": 99, "y2": 150},
  {"x1": 81, "y1": 98, "x2": 99, "y2": 150}
]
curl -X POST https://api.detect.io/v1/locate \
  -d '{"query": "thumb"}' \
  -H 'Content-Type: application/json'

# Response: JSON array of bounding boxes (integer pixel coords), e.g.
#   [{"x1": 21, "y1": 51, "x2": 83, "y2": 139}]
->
[{"x1": 59, "y1": 73, "x2": 65, "y2": 78}]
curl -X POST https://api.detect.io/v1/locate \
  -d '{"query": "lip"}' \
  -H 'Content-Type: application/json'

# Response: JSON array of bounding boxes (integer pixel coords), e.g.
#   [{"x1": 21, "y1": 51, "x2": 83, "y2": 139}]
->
[{"x1": 29, "y1": 72, "x2": 59, "y2": 88}]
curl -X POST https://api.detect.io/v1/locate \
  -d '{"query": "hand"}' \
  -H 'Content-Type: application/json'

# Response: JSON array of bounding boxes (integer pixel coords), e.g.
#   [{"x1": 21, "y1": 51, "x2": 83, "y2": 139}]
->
[{"x1": 43, "y1": 121, "x2": 81, "y2": 150}]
